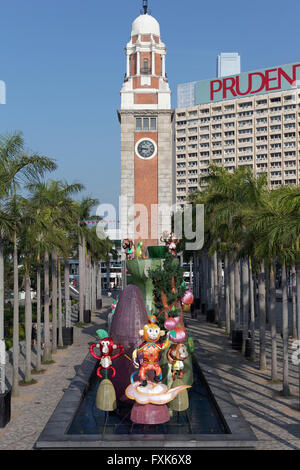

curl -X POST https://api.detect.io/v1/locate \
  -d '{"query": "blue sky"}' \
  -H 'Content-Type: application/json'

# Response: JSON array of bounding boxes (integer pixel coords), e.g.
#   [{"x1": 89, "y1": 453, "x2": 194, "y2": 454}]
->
[{"x1": 0, "y1": 0, "x2": 299, "y2": 211}]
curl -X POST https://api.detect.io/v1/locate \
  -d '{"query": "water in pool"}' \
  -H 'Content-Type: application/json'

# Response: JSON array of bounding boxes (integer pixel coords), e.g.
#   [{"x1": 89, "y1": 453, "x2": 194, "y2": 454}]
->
[{"x1": 68, "y1": 363, "x2": 229, "y2": 435}]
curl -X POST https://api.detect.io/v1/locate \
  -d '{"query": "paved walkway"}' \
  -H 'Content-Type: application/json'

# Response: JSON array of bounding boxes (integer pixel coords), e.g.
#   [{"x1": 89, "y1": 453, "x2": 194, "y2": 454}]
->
[
  {"x1": 189, "y1": 313, "x2": 300, "y2": 450},
  {"x1": 1, "y1": 295, "x2": 300, "y2": 450},
  {"x1": 0, "y1": 297, "x2": 112, "y2": 450}
]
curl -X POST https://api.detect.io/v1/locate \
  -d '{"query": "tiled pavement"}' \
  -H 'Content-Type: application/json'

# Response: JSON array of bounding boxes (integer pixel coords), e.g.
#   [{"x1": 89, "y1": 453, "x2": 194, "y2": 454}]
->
[
  {"x1": 189, "y1": 313, "x2": 300, "y2": 450},
  {"x1": 1, "y1": 297, "x2": 300, "y2": 450},
  {"x1": 0, "y1": 298, "x2": 111, "y2": 450}
]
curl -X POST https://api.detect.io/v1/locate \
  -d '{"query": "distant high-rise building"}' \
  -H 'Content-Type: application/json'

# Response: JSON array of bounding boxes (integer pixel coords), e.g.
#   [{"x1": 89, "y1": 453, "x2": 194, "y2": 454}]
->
[
  {"x1": 217, "y1": 52, "x2": 241, "y2": 77},
  {"x1": 177, "y1": 53, "x2": 241, "y2": 108},
  {"x1": 177, "y1": 82, "x2": 197, "y2": 108}
]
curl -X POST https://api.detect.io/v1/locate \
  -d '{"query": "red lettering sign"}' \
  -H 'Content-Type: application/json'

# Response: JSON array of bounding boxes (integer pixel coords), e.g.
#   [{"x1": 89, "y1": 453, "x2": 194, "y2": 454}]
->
[{"x1": 208, "y1": 64, "x2": 300, "y2": 101}]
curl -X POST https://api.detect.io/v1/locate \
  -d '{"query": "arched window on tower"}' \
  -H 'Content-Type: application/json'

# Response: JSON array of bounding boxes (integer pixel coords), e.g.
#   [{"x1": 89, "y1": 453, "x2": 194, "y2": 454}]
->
[{"x1": 141, "y1": 58, "x2": 150, "y2": 75}]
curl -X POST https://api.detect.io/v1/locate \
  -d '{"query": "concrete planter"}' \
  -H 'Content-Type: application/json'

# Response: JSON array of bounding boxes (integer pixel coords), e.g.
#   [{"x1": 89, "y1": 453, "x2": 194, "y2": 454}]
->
[
  {"x1": 57, "y1": 327, "x2": 74, "y2": 346},
  {"x1": 0, "y1": 389, "x2": 11, "y2": 428},
  {"x1": 96, "y1": 299, "x2": 102, "y2": 310},
  {"x1": 231, "y1": 329, "x2": 243, "y2": 351},
  {"x1": 206, "y1": 309, "x2": 215, "y2": 323},
  {"x1": 83, "y1": 310, "x2": 91, "y2": 324}
]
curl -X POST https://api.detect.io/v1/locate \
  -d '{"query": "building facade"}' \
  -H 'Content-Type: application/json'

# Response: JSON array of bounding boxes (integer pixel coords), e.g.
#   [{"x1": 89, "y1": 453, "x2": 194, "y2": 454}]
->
[
  {"x1": 118, "y1": 8, "x2": 174, "y2": 247},
  {"x1": 175, "y1": 63, "x2": 300, "y2": 208}
]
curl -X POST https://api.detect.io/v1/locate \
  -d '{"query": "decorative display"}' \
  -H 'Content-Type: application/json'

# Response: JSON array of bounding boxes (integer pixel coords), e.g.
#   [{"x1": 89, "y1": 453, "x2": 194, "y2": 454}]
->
[
  {"x1": 122, "y1": 239, "x2": 135, "y2": 260},
  {"x1": 136, "y1": 241, "x2": 143, "y2": 259},
  {"x1": 108, "y1": 299, "x2": 119, "y2": 333},
  {"x1": 90, "y1": 333, "x2": 124, "y2": 379},
  {"x1": 109, "y1": 285, "x2": 149, "y2": 402},
  {"x1": 166, "y1": 343, "x2": 189, "y2": 381},
  {"x1": 181, "y1": 288, "x2": 194, "y2": 307},
  {"x1": 160, "y1": 231, "x2": 180, "y2": 257},
  {"x1": 168, "y1": 378, "x2": 190, "y2": 412},
  {"x1": 125, "y1": 381, "x2": 190, "y2": 405},
  {"x1": 132, "y1": 315, "x2": 169, "y2": 387}
]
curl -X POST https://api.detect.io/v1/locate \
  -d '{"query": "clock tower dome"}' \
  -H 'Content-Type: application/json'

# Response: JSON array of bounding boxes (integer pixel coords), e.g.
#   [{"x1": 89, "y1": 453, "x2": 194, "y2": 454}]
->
[{"x1": 118, "y1": 2, "x2": 174, "y2": 250}]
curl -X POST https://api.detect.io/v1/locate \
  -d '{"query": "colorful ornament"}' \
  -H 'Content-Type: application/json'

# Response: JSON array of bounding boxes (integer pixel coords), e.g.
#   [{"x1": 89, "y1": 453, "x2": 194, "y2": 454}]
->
[
  {"x1": 90, "y1": 336, "x2": 124, "y2": 379},
  {"x1": 166, "y1": 343, "x2": 189, "y2": 381},
  {"x1": 125, "y1": 381, "x2": 190, "y2": 405},
  {"x1": 136, "y1": 241, "x2": 143, "y2": 259},
  {"x1": 123, "y1": 239, "x2": 135, "y2": 260},
  {"x1": 181, "y1": 288, "x2": 194, "y2": 306},
  {"x1": 160, "y1": 231, "x2": 180, "y2": 257},
  {"x1": 132, "y1": 315, "x2": 170, "y2": 387}
]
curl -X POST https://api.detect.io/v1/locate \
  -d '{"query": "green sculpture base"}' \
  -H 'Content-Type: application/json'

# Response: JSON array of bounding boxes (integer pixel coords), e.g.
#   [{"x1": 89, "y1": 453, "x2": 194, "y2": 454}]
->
[
  {"x1": 169, "y1": 378, "x2": 189, "y2": 412},
  {"x1": 96, "y1": 379, "x2": 117, "y2": 411},
  {"x1": 126, "y1": 258, "x2": 164, "y2": 315}
]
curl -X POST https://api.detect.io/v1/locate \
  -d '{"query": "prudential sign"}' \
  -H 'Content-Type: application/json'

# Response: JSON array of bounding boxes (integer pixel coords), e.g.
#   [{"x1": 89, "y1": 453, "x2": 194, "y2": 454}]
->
[{"x1": 194, "y1": 62, "x2": 300, "y2": 104}]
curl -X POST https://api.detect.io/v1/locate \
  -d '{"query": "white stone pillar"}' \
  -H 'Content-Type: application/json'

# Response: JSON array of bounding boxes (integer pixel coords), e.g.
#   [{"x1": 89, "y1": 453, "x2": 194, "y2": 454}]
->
[
  {"x1": 126, "y1": 53, "x2": 130, "y2": 77},
  {"x1": 162, "y1": 54, "x2": 166, "y2": 78},
  {"x1": 152, "y1": 50, "x2": 155, "y2": 75},
  {"x1": 137, "y1": 51, "x2": 140, "y2": 75}
]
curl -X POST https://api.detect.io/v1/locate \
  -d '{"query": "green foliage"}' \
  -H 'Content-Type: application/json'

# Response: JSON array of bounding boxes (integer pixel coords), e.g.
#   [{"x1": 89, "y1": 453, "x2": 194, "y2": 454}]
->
[{"x1": 147, "y1": 254, "x2": 186, "y2": 317}]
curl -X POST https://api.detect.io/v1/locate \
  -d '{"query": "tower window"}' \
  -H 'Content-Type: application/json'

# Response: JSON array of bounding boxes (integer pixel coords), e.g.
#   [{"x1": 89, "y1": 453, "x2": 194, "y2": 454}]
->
[
  {"x1": 150, "y1": 118, "x2": 156, "y2": 130},
  {"x1": 143, "y1": 117, "x2": 149, "y2": 130},
  {"x1": 141, "y1": 59, "x2": 150, "y2": 75},
  {"x1": 136, "y1": 118, "x2": 142, "y2": 130},
  {"x1": 136, "y1": 117, "x2": 157, "y2": 131}
]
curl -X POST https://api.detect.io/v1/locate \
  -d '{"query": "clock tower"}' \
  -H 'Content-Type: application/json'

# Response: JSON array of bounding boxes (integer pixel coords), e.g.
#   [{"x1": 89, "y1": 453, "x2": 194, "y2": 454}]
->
[{"x1": 118, "y1": 2, "x2": 174, "y2": 250}]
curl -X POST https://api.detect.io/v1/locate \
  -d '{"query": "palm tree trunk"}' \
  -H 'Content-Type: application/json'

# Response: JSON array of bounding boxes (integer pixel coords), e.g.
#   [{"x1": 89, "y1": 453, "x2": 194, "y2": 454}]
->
[
  {"x1": 96, "y1": 261, "x2": 102, "y2": 308},
  {"x1": 241, "y1": 258, "x2": 249, "y2": 355},
  {"x1": 249, "y1": 261, "x2": 256, "y2": 362},
  {"x1": 106, "y1": 256, "x2": 111, "y2": 293},
  {"x1": 51, "y1": 251, "x2": 58, "y2": 354},
  {"x1": 64, "y1": 259, "x2": 71, "y2": 328},
  {"x1": 79, "y1": 236, "x2": 85, "y2": 323},
  {"x1": 281, "y1": 262, "x2": 291, "y2": 396},
  {"x1": 12, "y1": 232, "x2": 19, "y2": 396},
  {"x1": 58, "y1": 259, "x2": 63, "y2": 347},
  {"x1": 234, "y1": 260, "x2": 241, "y2": 328},
  {"x1": 92, "y1": 261, "x2": 97, "y2": 312},
  {"x1": 36, "y1": 253, "x2": 42, "y2": 372},
  {"x1": 291, "y1": 265, "x2": 297, "y2": 339},
  {"x1": 270, "y1": 261, "x2": 278, "y2": 381},
  {"x1": 265, "y1": 263, "x2": 270, "y2": 324},
  {"x1": 85, "y1": 253, "x2": 91, "y2": 312},
  {"x1": 258, "y1": 261, "x2": 267, "y2": 370},
  {"x1": 217, "y1": 255, "x2": 223, "y2": 327},
  {"x1": 0, "y1": 239, "x2": 5, "y2": 394},
  {"x1": 224, "y1": 255, "x2": 230, "y2": 335},
  {"x1": 296, "y1": 262, "x2": 300, "y2": 409},
  {"x1": 43, "y1": 250, "x2": 52, "y2": 362},
  {"x1": 213, "y1": 253, "x2": 218, "y2": 316},
  {"x1": 229, "y1": 256, "x2": 235, "y2": 335},
  {"x1": 24, "y1": 267, "x2": 32, "y2": 383},
  {"x1": 201, "y1": 248, "x2": 208, "y2": 313}
]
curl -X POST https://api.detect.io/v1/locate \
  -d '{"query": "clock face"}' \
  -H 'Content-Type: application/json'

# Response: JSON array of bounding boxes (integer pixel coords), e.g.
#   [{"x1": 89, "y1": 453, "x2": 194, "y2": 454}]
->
[{"x1": 137, "y1": 139, "x2": 156, "y2": 159}]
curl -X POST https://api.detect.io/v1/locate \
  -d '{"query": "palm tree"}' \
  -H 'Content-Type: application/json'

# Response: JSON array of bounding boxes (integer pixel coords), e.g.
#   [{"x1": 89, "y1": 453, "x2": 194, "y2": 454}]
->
[
  {"x1": 73, "y1": 198, "x2": 99, "y2": 322},
  {"x1": 0, "y1": 131, "x2": 56, "y2": 393},
  {"x1": 28, "y1": 180, "x2": 84, "y2": 354}
]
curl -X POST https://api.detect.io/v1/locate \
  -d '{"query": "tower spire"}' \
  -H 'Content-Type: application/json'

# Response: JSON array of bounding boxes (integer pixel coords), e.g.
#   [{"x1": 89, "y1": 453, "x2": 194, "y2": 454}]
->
[{"x1": 142, "y1": 0, "x2": 148, "y2": 14}]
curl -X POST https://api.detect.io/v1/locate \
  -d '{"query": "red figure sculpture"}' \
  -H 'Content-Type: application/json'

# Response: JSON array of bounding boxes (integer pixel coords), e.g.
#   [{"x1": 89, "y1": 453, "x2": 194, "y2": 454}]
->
[
  {"x1": 132, "y1": 315, "x2": 170, "y2": 387},
  {"x1": 90, "y1": 337, "x2": 124, "y2": 379}
]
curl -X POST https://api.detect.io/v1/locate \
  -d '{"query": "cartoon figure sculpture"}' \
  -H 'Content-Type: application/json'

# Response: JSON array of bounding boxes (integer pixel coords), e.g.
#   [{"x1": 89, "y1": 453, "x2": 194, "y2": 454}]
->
[
  {"x1": 90, "y1": 330, "x2": 124, "y2": 379},
  {"x1": 167, "y1": 343, "x2": 189, "y2": 381},
  {"x1": 160, "y1": 231, "x2": 180, "y2": 257},
  {"x1": 123, "y1": 238, "x2": 135, "y2": 260},
  {"x1": 132, "y1": 315, "x2": 170, "y2": 386}
]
